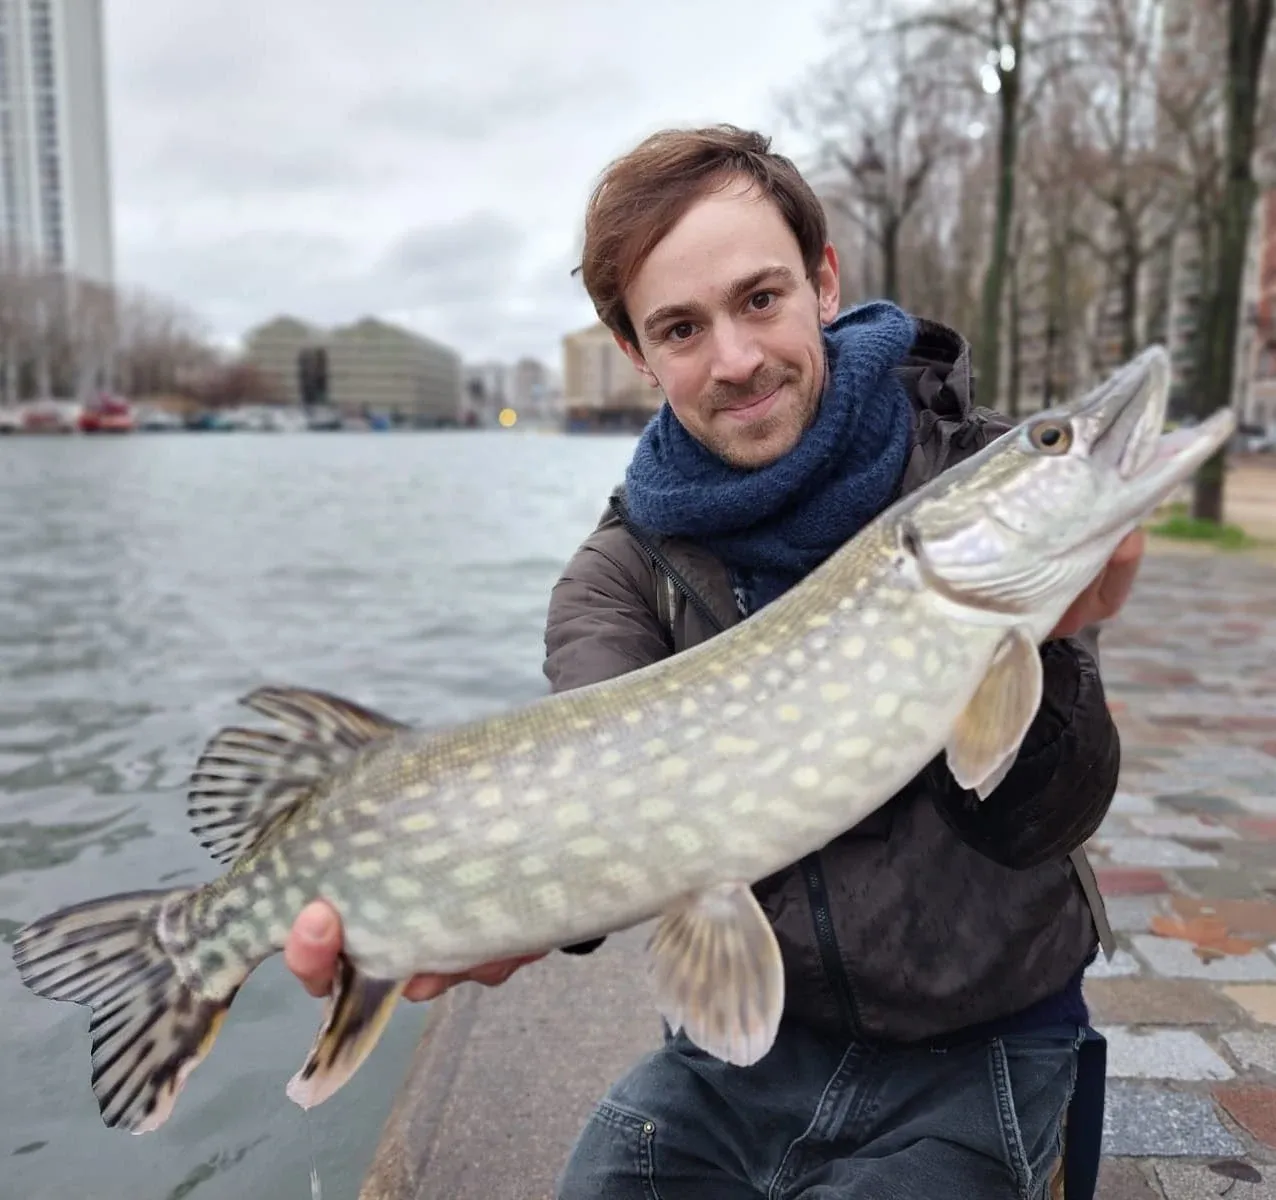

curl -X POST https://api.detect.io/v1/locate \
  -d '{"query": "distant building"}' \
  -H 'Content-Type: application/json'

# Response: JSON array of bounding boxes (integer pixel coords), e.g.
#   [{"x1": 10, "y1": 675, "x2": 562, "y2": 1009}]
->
[
  {"x1": 241, "y1": 314, "x2": 464, "y2": 423},
  {"x1": 328, "y1": 317, "x2": 462, "y2": 423},
  {"x1": 464, "y1": 361, "x2": 509, "y2": 424},
  {"x1": 0, "y1": 0, "x2": 114, "y2": 284},
  {"x1": 561, "y1": 321, "x2": 658, "y2": 424},
  {"x1": 242, "y1": 316, "x2": 326, "y2": 407}
]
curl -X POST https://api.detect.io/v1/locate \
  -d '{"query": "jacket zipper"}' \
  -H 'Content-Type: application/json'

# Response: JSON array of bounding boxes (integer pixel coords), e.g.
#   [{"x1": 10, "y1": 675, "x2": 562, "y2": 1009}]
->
[{"x1": 610, "y1": 492, "x2": 863, "y2": 1040}]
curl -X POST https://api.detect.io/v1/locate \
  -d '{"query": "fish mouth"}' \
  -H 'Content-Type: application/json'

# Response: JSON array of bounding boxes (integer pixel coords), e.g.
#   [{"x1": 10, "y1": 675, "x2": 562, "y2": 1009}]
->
[{"x1": 1071, "y1": 345, "x2": 1235, "y2": 521}]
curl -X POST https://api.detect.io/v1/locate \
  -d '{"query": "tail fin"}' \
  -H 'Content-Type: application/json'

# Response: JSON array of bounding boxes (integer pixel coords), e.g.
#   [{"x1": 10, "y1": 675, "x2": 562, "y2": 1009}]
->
[{"x1": 12, "y1": 888, "x2": 245, "y2": 1134}]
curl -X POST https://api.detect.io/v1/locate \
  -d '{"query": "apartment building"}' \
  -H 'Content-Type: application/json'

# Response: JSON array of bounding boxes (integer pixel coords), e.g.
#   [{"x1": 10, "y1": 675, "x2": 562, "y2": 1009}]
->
[{"x1": 0, "y1": 0, "x2": 113, "y2": 282}]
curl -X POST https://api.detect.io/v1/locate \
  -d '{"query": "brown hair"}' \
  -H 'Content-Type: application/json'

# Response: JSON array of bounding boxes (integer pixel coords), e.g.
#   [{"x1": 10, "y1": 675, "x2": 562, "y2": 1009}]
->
[{"x1": 577, "y1": 124, "x2": 829, "y2": 349}]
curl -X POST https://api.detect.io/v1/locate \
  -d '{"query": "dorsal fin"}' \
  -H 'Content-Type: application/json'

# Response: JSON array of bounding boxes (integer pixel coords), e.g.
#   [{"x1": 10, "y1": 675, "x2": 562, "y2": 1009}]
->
[{"x1": 186, "y1": 686, "x2": 409, "y2": 864}]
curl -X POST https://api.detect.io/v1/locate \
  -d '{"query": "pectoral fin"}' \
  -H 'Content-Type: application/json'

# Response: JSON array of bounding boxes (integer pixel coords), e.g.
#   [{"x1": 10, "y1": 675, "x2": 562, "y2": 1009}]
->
[
  {"x1": 946, "y1": 626, "x2": 1043, "y2": 798},
  {"x1": 286, "y1": 954, "x2": 406, "y2": 1110},
  {"x1": 647, "y1": 882, "x2": 784, "y2": 1067}
]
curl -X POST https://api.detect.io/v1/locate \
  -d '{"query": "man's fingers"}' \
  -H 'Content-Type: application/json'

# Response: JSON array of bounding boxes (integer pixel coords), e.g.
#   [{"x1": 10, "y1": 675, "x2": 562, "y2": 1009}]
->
[
  {"x1": 284, "y1": 901, "x2": 343, "y2": 998},
  {"x1": 404, "y1": 973, "x2": 460, "y2": 1002}
]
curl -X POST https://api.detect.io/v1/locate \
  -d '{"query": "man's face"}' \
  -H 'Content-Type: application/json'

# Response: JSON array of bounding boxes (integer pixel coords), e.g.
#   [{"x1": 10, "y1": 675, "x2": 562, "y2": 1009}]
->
[{"x1": 618, "y1": 177, "x2": 841, "y2": 469}]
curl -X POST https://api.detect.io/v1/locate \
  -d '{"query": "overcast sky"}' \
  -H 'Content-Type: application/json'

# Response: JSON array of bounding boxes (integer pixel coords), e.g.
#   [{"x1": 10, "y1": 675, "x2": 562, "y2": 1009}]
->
[{"x1": 103, "y1": 0, "x2": 835, "y2": 371}]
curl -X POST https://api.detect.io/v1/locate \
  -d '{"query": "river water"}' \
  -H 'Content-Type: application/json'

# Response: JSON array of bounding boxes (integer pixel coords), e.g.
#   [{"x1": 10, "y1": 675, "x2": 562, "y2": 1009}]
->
[{"x1": 0, "y1": 429, "x2": 639, "y2": 1200}]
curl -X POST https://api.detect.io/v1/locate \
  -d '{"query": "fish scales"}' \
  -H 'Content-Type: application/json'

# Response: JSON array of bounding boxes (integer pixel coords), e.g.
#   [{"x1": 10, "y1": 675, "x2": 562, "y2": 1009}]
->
[{"x1": 11, "y1": 344, "x2": 1238, "y2": 1136}]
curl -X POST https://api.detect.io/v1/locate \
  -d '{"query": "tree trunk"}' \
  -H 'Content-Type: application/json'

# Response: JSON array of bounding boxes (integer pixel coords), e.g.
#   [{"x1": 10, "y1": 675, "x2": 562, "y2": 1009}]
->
[
  {"x1": 1008, "y1": 254, "x2": 1023, "y2": 418},
  {"x1": 881, "y1": 214, "x2": 901, "y2": 304},
  {"x1": 976, "y1": 27, "x2": 1022, "y2": 408},
  {"x1": 1191, "y1": 0, "x2": 1272, "y2": 523}
]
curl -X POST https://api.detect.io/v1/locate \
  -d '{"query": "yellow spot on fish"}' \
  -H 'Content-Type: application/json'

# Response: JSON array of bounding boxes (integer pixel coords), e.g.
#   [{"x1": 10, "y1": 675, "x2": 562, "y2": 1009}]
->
[
  {"x1": 807, "y1": 613, "x2": 831, "y2": 628},
  {"x1": 730, "y1": 674, "x2": 751, "y2": 691},
  {"x1": 665, "y1": 825, "x2": 703, "y2": 854},
  {"x1": 820, "y1": 682, "x2": 852, "y2": 702},
  {"x1": 270, "y1": 850, "x2": 289, "y2": 880},
  {"x1": 639, "y1": 797, "x2": 676, "y2": 820},
  {"x1": 758, "y1": 748, "x2": 792, "y2": 777},
  {"x1": 871, "y1": 747, "x2": 896, "y2": 770},
  {"x1": 351, "y1": 830, "x2": 383, "y2": 847},
  {"x1": 604, "y1": 863, "x2": 647, "y2": 890},
  {"x1": 571, "y1": 717, "x2": 594, "y2": 731},
  {"x1": 555, "y1": 803, "x2": 591, "y2": 828},
  {"x1": 801, "y1": 731, "x2": 824, "y2": 752},
  {"x1": 607, "y1": 778, "x2": 637, "y2": 799},
  {"x1": 692, "y1": 771, "x2": 727, "y2": 797},
  {"x1": 513, "y1": 738, "x2": 536, "y2": 755},
  {"x1": 348, "y1": 859, "x2": 382, "y2": 880},
  {"x1": 550, "y1": 748, "x2": 576, "y2": 778},
  {"x1": 285, "y1": 887, "x2": 305, "y2": 909},
  {"x1": 534, "y1": 882, "x2": 569, "y2": 914},
  {"x1": 890, "y1": 637, "x2": 916, "y2": 660},
  {"x1": 901, "y1": 700, "x2": 931, "y2": 727},
  {"x1": 643, "y1": 738, "x2": 669, "y2": 757},
  {"x1": 511, "y1": 762, "x2": 534, "y2": 781},
  {"x1": 305, "y1": 817, "x2": 322, "y2": 833},
  {"x1": 659, "y1": 756, "x2": 690, "y2": 781},
  {"x1": 867, "y1": 662, "x2": 887, "y2": 684},
  {"x1": 836, "y1": 737, "x2": 872, "y2": 759},
  {"x1": 453, "y1": 859, "x2": 497, "y2": 887},
  {"x1": 923, "y1": 650, "x2": 942, "y2": 677},
  {"x1": 486, "y1": 819, "x2": 522, "y2": 845},
  {"x1": 722, "y1": 702, "x2": 748, "y2": 720},
  {"x1": 623, "y1": 710, "x2": 643, "y2": 725},
  {"x1": 731, "y1": 793, "x2": 759, "y2": 815},
  {"x1": 468, "y1": 762, "x2": 494, "y2": 780},
  {"x1": 874, "y1": 693, "x2": 901, "y2": 718},
  {"x1": 750, "y1": 641, "x2": 774, "y2": 657},
  {"x1": 311, "y1": 841, "x2": 333, "y2": 861},
  {"x1": 474, "y1": 785, "x2": 503, "y2": 808},
  {"x1": 841, "y1": 636, "x2": 866, "y2": 659},
  {"x1": 362, "y1": 898, "x2": 389, "y2": 922},
  {"x1": 786, "y1": 650, "x2": 806, "y2": 669},
  {"x1": 600, "y1": 749, "x2": 623, "y2": 768},
  {"x1": 568, "y1": 836, "x2": 609, "y2": 857},
  {"x1": 682, "y1": 725, "x2": 706, "y2": 741},
  {"x1": 792, "y1": 766, "x2": 821, "y2": 789},
  {"x1": 679, "y1": 698, "x2": 699, "y2": 717},
  {"x1": 778, "y1": 704, "x2": 802, "y2": 723},
  {"x1": 401, "y1": 813, "x2": 436, "y2": 834},
  {"x1": 519, "y1": 855, "x2": 550, "y2": 876},
  {"x1": 411, "y1": 842, "x2": 449, "y2": 865},
  {"x1": 386, "y1": 876, "x2": 423, "y2": 900},
  {"x1": 404, "y1": 782, "x2": 432, "y2": 801},
  {"x1": 714, "y1": 735, "x2": 757, "y2": 755},
  {"x1": 862, "y1": 609, "x2": 881, "y2": 626},
  {"x1": 522, "y1": 786, "x2": 549, "y2": 806},
  {"x1": 357, "y1": 799, "x2": 379, "y2": 816},
  {"x1": 252, "y1": 897, "x2": 274, "y2": 921}
]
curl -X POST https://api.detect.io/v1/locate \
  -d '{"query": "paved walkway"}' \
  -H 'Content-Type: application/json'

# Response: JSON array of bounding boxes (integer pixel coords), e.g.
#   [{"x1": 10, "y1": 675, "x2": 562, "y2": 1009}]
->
[
  {"x1": 360, "y1": 539, "x2": 1276, "y2": 1200},
  {"x1": 1086, "y1": 540, "x2": 1276, "y2": 1198}
]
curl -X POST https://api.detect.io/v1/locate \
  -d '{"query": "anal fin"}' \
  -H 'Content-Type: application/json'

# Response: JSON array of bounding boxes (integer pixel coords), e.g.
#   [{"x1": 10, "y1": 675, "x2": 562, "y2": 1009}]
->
[
  {"x1": 286, "y1": 954, "x2": 406, "y2": 1111},
  {"x1": 946, "y1": 626, "x2": 1043, "y2": 798},
  {"x1": 647, "y1": 883, "x2": 784, "y2": 1068}
]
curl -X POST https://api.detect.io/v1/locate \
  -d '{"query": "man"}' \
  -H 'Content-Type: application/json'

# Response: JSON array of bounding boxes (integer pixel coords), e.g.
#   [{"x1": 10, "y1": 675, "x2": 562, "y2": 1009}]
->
[{"x1": 285, "y1": 125, "x2": 1141, "y2": 1197}]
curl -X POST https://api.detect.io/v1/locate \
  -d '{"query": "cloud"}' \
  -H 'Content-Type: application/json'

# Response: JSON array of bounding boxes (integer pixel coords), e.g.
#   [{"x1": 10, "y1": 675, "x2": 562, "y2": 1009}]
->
[{"x1": 101, "y1": 0, "x2": 833, "y2": 366}]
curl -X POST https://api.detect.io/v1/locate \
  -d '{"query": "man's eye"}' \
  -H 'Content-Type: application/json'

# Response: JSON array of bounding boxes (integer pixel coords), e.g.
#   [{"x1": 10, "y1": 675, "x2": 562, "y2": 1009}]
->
[
  {"x1": 669, "y1": 323, "x2": 695, "y2": 341},
  {"x1": 750, "y1": 291, "x2": 776, "y2": 310}
]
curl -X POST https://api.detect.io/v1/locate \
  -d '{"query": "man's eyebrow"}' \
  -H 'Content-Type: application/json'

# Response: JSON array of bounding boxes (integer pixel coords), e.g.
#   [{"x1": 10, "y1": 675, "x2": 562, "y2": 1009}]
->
[{"x1": 641, "y1": 266, "x2": 799, "y2": 339}]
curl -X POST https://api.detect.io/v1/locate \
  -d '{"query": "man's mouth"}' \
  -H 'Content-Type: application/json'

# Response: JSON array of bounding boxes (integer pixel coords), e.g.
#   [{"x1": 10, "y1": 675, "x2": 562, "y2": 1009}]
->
[{"x1": 720, "y1": 384, "x2": 782, "y2": 421}]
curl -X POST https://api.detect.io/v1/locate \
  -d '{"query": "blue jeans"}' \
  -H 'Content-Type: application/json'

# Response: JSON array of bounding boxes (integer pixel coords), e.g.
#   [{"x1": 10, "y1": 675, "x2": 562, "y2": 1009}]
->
[{"x1": 556, "y1": 1020, "x2": 1083, "y2": 1200}]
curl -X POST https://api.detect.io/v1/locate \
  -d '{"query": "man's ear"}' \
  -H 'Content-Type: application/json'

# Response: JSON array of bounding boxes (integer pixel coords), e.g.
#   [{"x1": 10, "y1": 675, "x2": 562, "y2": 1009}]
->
[
  {"x1": 614, "y1": 331, "x2": 659, "y2": 387},
  {"x1": 817, "y1": 243, "x2": 841, "y2": 324}
]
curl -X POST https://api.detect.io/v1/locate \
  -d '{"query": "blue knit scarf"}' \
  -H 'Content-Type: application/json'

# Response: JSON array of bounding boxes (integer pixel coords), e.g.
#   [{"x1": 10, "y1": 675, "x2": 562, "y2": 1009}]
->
[{"x1": 623, "y1": 301, "x2": 918, "y2": 612}]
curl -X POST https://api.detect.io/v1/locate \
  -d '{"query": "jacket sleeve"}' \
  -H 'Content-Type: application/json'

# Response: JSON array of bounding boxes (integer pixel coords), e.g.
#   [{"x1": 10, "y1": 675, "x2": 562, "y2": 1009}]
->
[
  {"x1": 542, "y1": 529, "x2": 672, "y2": 953},
  {"x1": 925, "y1": 611, "x2": 1121, "y2": 871}
]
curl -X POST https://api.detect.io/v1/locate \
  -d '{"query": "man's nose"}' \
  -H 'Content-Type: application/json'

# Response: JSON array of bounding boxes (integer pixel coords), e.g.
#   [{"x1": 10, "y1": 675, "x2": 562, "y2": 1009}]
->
[{"x1": 709, "y1": 321, "x2": 765, "y2": 385}]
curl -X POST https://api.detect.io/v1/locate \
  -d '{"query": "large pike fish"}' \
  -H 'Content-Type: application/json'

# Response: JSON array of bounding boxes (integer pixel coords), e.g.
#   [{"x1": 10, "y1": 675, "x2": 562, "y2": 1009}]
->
[{"x1": 13, "y1": 346, "x2": 1233, "y2": 1135}]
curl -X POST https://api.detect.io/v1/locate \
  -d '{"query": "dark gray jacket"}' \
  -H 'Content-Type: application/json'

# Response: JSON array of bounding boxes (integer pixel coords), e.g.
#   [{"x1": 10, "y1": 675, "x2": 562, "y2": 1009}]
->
[{"x1": 542, "y1": 317, "x2": 1117, "y2": 1044}]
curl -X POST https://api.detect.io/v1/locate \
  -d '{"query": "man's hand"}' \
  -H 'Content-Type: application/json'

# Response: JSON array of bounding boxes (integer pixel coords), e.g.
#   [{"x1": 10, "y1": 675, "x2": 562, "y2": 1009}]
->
[
  {"x1": 1047, "y1": 528, "x2": 1146, "y2": 641},
  {"x1": 284, "y1": 901, "x2": 546, "y2": 1002}
]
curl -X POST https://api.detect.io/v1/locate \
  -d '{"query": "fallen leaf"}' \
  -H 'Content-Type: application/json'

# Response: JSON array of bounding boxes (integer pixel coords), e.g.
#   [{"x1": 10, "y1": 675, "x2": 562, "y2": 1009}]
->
[
  {"x1": 1149, "y1": 914, "x2": 1263, "y2": 958},
  {"x1": 1207, "y1": 1158, "x2": 1262, "y2": 1183}
]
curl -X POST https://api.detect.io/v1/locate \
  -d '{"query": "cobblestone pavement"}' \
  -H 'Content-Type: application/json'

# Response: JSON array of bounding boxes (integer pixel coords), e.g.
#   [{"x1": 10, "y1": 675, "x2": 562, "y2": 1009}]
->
[{"x1": 1084, "y1": 541, "x2": 1276, "y2": 1198}]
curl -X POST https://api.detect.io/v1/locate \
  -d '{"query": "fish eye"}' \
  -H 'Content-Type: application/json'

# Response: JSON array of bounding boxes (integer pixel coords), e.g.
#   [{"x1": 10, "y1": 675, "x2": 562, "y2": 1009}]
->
[{"x1": 1028, "y1": 420, "x2": 1073, "y2": 454}]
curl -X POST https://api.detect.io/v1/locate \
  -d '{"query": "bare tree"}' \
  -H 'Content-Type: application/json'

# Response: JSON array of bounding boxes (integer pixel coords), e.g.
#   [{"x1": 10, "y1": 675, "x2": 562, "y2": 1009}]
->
[{"x1": 781, "y1": 24, "x2": 971, "y2": 305}]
